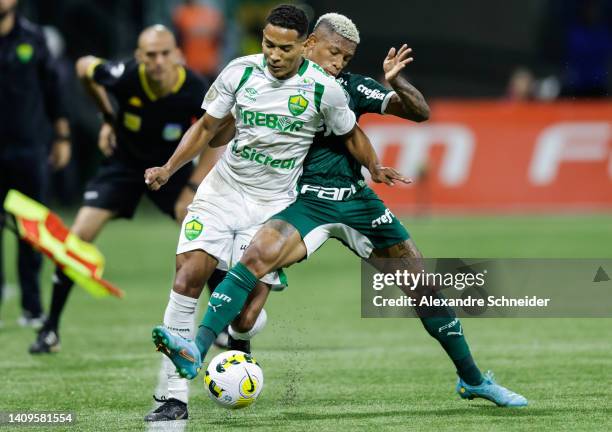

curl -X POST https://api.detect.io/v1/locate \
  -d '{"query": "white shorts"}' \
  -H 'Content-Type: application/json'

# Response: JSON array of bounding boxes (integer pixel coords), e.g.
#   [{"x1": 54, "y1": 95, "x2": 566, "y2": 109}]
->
[{"x1": 176, "y1": 168, "x2": 293, "y2": 289}]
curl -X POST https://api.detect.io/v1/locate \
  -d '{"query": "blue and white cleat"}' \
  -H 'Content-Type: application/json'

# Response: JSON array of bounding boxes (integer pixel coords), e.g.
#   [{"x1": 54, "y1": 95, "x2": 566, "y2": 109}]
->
[
  {"x1": 456, "y1": 370, "x2": 528, "y2": 407},
  {"x1": 152, "y1": 326, "x2": 202, "y2": 379}
]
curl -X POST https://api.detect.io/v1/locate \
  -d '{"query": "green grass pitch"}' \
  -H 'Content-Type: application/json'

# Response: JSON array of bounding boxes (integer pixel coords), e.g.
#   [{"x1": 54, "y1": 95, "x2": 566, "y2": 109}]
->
[{"x1": 1, "y1": 212, "x2": 611, "y2": 431}]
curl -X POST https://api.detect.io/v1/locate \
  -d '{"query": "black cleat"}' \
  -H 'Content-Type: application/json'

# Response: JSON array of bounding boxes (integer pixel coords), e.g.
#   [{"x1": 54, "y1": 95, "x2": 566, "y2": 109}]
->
[
  {"x1": 144, "y1": 396, "x2": 188, "y2": 422},
  {"x1": 29, "y1": 329, "x2": 60, "y2": 354},
  {"x1": 228, "y1": 335, "x2": 251, "y2": 353}
]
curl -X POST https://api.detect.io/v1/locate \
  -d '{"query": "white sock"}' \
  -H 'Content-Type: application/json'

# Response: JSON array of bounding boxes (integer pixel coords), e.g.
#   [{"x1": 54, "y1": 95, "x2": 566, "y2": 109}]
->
[
  {"x1": 163, "y1": 290, "x2": 197, "y2": 404},
  {"x1": 229, "y1": 308, "x2": 267, "y2": 340}
]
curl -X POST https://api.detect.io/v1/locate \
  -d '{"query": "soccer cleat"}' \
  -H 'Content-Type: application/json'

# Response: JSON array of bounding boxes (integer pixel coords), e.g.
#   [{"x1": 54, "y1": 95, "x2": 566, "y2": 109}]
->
[
  {"x1": 456, "y1": 370, "x2": 528, "y2": 407},
  {"x1": 152, "y1": 326, "x2": 202, "y2": 379},
  {"x1": 227, "y1": 334, "x2": 251, "y2": 354},
  {"x1": 144, "y1": 396, "x2": 188, "y2": 422},
  {"x1": 29, "y1": 329, "x2": 61, "y2": 354}
]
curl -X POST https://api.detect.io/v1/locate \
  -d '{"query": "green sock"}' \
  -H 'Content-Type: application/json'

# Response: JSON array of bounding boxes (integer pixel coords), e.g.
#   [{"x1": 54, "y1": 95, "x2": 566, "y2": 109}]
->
[
  {"x1": 414, "y1": 288, "x2": 483, "y2": 386},
  {"x1": 420, "y1": 316, "x2": 483, "y2": 385},
  {"x1": 195, "y1": 263, "x2": 258, "y2": 355}
]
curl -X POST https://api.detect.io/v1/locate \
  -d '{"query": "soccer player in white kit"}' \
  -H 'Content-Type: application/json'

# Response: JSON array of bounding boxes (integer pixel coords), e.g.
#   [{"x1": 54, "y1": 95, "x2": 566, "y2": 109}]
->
[{"x1": 142, "y1": 5, "x2": 398, "y2": 421}]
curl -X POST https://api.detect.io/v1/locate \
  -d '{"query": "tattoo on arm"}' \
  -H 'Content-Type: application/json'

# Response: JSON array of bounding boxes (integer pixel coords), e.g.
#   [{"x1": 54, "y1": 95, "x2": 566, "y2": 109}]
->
[
  {"x1": 387, "y1": 75, "x2": 430, "y2": 122},
  {"x1": 372, "y1": 240, "x2": 422, "y2": 259},
  {"x1": 394, "y1": 241, "x2": 413, "y2": 258}
]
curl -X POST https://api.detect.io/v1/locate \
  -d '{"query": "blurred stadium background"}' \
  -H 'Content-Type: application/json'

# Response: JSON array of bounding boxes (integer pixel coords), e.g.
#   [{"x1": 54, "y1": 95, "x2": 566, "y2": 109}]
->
[
  {"x1": 15, "y1": 0, "x2": 612, "y2": 211},
  {"x1": 2, "y1": 0, "x2": 612, "y2": 430}
]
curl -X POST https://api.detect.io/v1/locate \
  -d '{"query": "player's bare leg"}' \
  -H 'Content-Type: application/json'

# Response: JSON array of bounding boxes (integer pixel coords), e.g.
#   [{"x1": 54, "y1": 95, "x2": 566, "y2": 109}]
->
[
  {"x1": 232, "y1": 282, "x2": 271, "y2": 334},
  {"x1": 370, "y1": 239, "x2": 526, "y2": 407},
  {"x1": 224, "y1": 218, "x2": 306, "y2": 351},
  {"x1": 241, "y1": 219, "x2": 307, "y2": 277},
  {"x1": 223, "y1": 220, "x2": 305, "y2": 350},
  {"x1": 368, "y1": 239, "x2": 485, "y2": 384},
  {"x1": 227, "y1": 282, "x2": 271, "y2": 353},
  {"x1": 173, "y1": 190, "x2": 231, "y2": 346},
  {"x1": 171, "y1": 250, "x2": 218, "y2": 298},
  {"x1": 197, "y1": 221, "x2": 299, "y2": 353},
  {"x1": 30, "y1": 207, "x2": 115, "y2": 355},
  {"x1": 167, "y1": 219, "x2": 305, "y2": 379},
  {"x1": 146, "y1": 250, "x2": 218, "y2": 421}
]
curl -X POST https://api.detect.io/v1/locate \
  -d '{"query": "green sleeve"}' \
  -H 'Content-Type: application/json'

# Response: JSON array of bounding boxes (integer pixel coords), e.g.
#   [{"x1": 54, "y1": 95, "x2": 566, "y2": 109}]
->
[{"x1": 347, "y1": 74, "x2": 395, "y2": 116}]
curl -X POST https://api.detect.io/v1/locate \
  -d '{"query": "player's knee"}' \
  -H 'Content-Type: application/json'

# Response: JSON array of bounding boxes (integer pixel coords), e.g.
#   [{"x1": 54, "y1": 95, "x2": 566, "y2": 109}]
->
[
  {"x1": 172, "y1": 275, "x2": 190, "y2": 296},
  {"x1": 174, "y1": 261, "x2": 203, "y2": 297},
  {"x1": 241, "y1": 241, "x2": 281, "y2": 278}
]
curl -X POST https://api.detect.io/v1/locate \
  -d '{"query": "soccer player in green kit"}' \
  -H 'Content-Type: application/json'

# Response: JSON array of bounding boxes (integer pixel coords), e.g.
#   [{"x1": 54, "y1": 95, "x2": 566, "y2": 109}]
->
[{"x1": 154, "y1": 13, "x2": 527, "y2": 408}]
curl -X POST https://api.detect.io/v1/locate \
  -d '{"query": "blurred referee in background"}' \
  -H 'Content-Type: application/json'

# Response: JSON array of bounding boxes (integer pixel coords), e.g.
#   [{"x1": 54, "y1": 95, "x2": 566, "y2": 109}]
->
[
  {"x1": 0, "y1": 0, "x2": 71, "y2": 329},
  {"x1": 29, "y1": 25, "x2": 223, "y2": 354}
]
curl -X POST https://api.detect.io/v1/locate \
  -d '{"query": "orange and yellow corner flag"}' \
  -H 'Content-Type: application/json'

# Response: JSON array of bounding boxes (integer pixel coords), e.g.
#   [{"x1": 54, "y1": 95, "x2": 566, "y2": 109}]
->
[{"x1": 3, "y1": 189, "x2": 123, "y2": 298}]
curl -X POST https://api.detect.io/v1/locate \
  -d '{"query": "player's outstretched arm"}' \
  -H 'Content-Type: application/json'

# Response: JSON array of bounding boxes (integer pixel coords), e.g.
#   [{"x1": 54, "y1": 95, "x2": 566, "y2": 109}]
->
[
  {"x1": 144, "y1": 113, "x2": 223, "y2": 191},
  {"x1": 342, "y1": 125, "x2": 411, "y2": 186},
  {"x1": 383, "y1": 44, "x2": 430, "y2": 122}
]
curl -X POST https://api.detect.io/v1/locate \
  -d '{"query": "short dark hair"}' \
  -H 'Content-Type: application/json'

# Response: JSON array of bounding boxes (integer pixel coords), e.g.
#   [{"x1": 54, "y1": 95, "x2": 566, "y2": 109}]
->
[{"x1": 265, "y1": 4, "x2": 309, "y2": 39}]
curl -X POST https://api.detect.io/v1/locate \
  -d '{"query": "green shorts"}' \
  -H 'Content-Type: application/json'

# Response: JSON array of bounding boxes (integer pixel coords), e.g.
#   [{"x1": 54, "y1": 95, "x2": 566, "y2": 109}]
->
[{"x1": 272, "y1": 186, "x2": 409, "y2": 258}]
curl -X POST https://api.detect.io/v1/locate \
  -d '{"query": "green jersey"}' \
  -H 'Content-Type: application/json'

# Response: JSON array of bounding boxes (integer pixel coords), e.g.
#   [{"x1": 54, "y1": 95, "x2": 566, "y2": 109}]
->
[{"x1": 298, "y1": 71, "x2": 395, "y2": 200}]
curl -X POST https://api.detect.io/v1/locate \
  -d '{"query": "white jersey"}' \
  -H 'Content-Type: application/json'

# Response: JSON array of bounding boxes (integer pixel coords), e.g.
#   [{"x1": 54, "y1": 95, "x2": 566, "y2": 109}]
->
[{"x1": 201, "y1": 54, "x2": 356, "y2": 203}]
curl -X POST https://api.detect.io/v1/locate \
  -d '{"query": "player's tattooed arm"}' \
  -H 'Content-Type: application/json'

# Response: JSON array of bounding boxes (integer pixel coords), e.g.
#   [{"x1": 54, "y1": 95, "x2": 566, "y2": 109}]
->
[
  {"x1": 382, "y1": 45, "x2": 430, "y2": 122},
  {"x1": 343, "y1": 125, "x2": 411, "y2": 186},
  {"x1": 145, "y1": 113, "x2": 223, "y2": 190}
]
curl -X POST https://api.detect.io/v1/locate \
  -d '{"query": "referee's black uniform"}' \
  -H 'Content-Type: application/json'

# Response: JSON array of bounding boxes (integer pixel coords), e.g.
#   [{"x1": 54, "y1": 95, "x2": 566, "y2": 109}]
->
[
  {"x1": 28, "y1": 57, "x2": 211, "y2": 353},
  {"x1": 0, "y1": 16, "x2": 67, "y2": 321},
  {"x1": 83, "y1": 58, "x2": 208, "y2": 218}
]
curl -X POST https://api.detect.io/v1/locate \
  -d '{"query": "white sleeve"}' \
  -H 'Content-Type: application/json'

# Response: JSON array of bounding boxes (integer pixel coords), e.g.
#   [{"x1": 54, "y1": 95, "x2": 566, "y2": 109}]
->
[
  {"x1": 381, "y1": 90, "x2": 396, "y2": 114},
  {"x1": 201, "y1": 63, "x2": 242, "y2": 119},
  {"x1": 321, "y1": 82, "x2": 356, "y2": 136}
]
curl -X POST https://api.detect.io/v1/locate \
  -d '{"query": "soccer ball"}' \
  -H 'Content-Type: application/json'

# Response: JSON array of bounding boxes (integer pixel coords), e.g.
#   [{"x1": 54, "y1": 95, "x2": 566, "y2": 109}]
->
[{"x1": 204, "y1": 350, "x2": 264, "y2": 409}]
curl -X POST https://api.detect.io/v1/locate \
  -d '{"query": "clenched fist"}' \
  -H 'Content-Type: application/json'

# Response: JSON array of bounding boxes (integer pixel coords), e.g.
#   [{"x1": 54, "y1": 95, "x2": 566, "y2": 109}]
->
[{"x1": 144, "y1": 166, "x2": 171, "y2": 191}]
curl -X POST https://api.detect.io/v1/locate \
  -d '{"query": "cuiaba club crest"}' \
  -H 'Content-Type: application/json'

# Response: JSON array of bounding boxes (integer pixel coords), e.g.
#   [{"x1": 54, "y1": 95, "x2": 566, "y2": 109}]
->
[
  {"x1": 288, "y1": 94, "x2": 309, "y2": 116},
  {"x1": 184, "y1": 219, "x2": 203, "y2": 241},
  {"x1": 16, "y1": 43, "x2": 33, "y2": 63}
]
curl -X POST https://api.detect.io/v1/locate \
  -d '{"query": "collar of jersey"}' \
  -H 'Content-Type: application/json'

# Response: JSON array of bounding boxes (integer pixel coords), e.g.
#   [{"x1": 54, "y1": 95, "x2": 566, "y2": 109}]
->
[
  {"x1": 138, "y1": 64, "x2": 186, "y2": 101},
  {"x1": 262, "y1": 58, "x2": 310, "y2": 82}
]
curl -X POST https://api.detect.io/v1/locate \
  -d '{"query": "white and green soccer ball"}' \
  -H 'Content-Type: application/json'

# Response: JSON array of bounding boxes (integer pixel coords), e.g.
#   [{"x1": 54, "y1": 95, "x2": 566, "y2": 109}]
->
[{"x1": 204, "y1": 350, "x2": 264, "y2": 409}]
